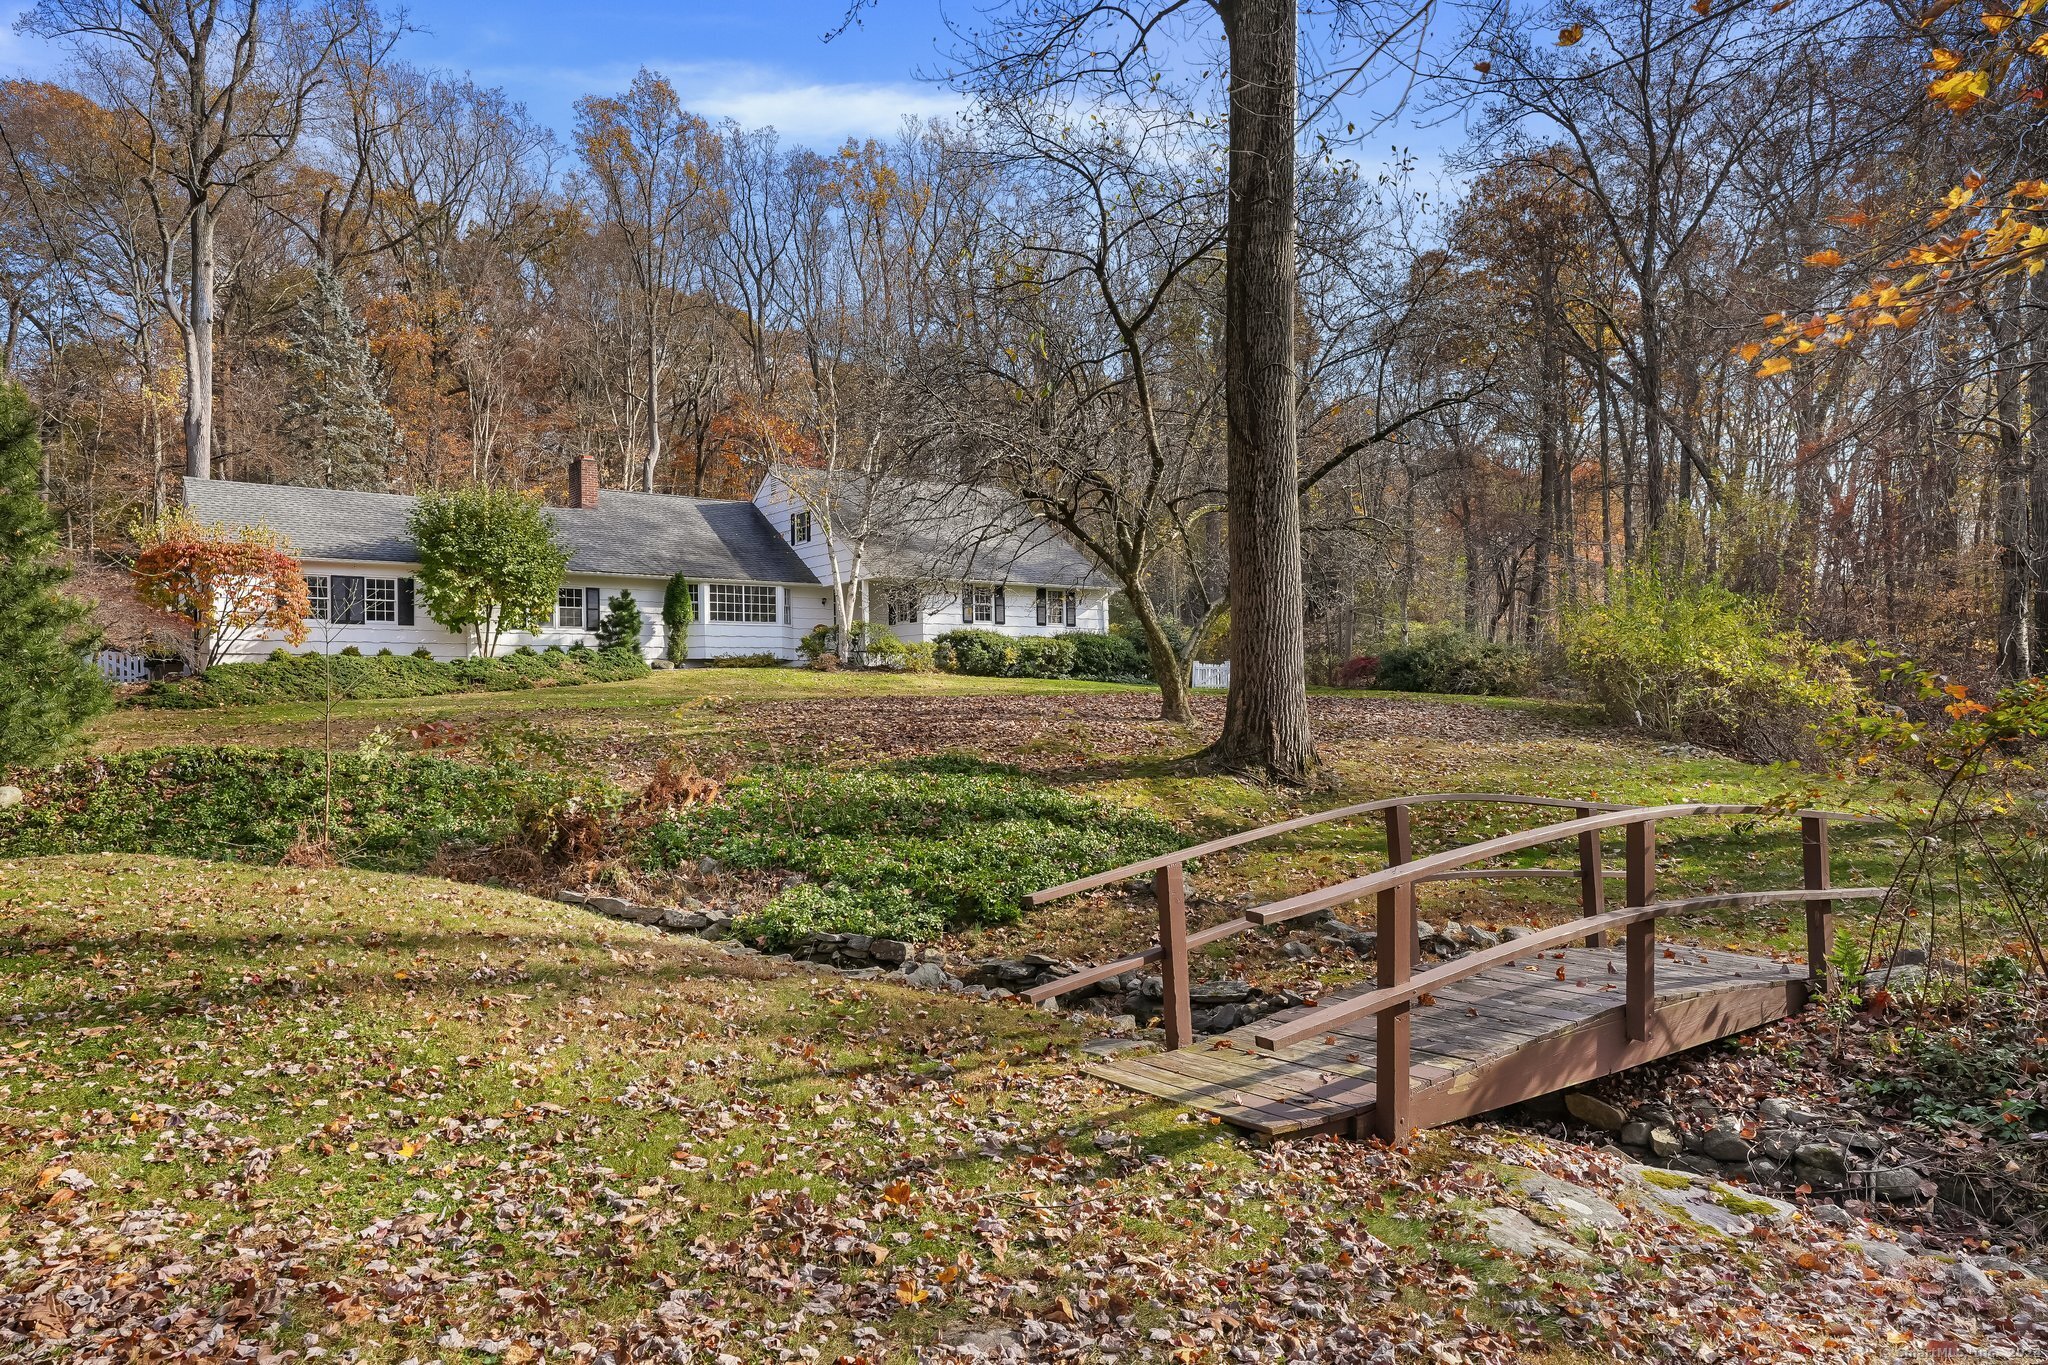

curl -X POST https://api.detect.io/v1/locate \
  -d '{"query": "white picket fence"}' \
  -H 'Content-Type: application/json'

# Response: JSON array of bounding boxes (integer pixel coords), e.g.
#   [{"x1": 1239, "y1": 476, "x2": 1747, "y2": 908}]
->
[
  {"x1": 93, "y1": 650, "x2": 151, "y2": 684},
  {"x1": 1190, "y1": 661, "x2": 1230, "y2": 690}
]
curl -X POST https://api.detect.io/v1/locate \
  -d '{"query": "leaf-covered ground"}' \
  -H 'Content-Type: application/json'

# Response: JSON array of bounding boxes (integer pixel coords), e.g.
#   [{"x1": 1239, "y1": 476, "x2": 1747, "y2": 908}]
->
[{"x1": 3, "y1": 855, "x2": 2038, "y2": 1363}]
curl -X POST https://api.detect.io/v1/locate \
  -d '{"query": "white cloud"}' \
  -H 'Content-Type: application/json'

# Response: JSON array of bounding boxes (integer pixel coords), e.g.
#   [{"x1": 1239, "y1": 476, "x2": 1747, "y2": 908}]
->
[{"x1": 476, "y1": 57, "x2": 963, "y2": 146}]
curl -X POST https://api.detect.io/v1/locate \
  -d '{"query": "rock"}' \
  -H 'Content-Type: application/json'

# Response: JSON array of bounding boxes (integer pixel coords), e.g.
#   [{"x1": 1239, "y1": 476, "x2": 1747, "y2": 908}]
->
[
  {"x1": 1619, "y1": 1120, "x2": 1653, "y2": 1148},
  {"x1": 1188, "y1": 980, "x2": 1253, "y2": 1005},
  {"x1": 1465, "y1": 925, "x2": 1502, "y2": 948},
  {"x1": 1565, "y1": 1092, "x2": 1629, "y2": 1133},
  {"x1": 1864, "y1": 1166, "x2": 1926, "y2": 1204},
  {"x1": 870, "y1": 938, "x2": 911, "y2": 965},
  {"x1": 1673, "y1": 1153, "x2": 1724, "y2": 1176},
  {"x1": 1499, "y1": 1166, "x2": 1627, "y2": 1230},
  {"x1": 587, "y1": 895, "x2": 632, "y2": 919},
  {"x1": 0, "y1": 785, "x2": 20, "y2": 809},
  {"x1": 1476, "y1": 1207, "x2": 1589, "y2": 1263},
  {"x1": 1806, "y1": 1204, "x2": 1855, "y2": 1227},
  {"x1": 695, "y1": 856, "x2": 721, "y2": 878},
  {"x1": 658, "y1": 908, "x2": 709, "y2": 931},
  {"x1": 1413, "y1": 919, "x2": 1437, "y2": 941},
  {"x1": 1976, "y1": 1255, "x2": 2033, "y2": 1278},
  {"x1": 1883, "y1": 947, "x2": 1928, "y2": 969},
  {"x1": 1849, "y1": 1239, "x2": 1914, "y2": 1273},
  {"x1": 1830, "y1": 1127, "x2": 1884, "y2": 1155},
  {"x1": 1502, "y1": 925, "x2": 1539, "y2": 940},
  {"x1": 621, "y1": 903, "x2": 666, "y2": 925},
  {"x1": 1757, "y1": 1129, "x2": 1800, "y2": 1162},
  {"x1": 1949, "y1": 1258, "x2": 1997, "y2": 1296},
  {"x1": 1648, "y1": 1126, "x2": 1683, "y2": 1157},
  {"x1": 1191, "y1": 1005, "x2": 1241, "y2": 1033},
  {"x1": 1628, "y1": 1168, "x2": 1795, "y2": 1237},
  {"x1": 556, "y1": 888, "x2": 589, "y2": 905},
  {"x1": 1761, "y1": 1097, "x2": 1825, "y2": 1126},
  {"x1": 1282, "y1": 939, "x2": 1316, "y2": 960},
  {"x1": 1793, "y1": 1143, "x2": 1850, "y2": 1180},
  {"x1": 903, "y1": 962, "x2": 950, "y2": 990},
  {"x1": 1745, "y1": 1158, "x2": 1781, "y2": 1185},
  {"x1": 842, "y1": 933, "x2": 872, "y2": 956},
  {"x1": 1633, "y1": 1100, "x2": 1677, "y2": 1126},
  {"x1": 1700, "y1": 1129, "x2": 1753, "y2": 1163}
]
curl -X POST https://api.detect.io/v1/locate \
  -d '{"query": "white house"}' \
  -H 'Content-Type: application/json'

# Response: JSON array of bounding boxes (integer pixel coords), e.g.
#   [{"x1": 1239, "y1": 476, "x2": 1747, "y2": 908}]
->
[{"x1": 181, "y1": 457, "x2": 1112, "y2": 664}]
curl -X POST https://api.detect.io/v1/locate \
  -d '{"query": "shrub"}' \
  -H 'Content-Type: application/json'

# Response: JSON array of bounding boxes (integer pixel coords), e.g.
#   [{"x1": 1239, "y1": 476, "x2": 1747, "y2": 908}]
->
[
  {"x1": 797, "y1": 622, "x2": 836, "y2": 663},
  {"x1": 706, "y1": 653, "x2": 785, "y2": 668},
  {"x1": 661, "y1": 574, "x2": 694, "y2": 662},
  {"x1": 133, "y1": 647, "x2": 649, "y2": 708},
  {"x1": 900, "y1": 642, "x2": 937, "y2": 673},
  {"x1": 1333, "y1": 655, "x2": 1379, "y2": 688},
  {"x1": 732, "y1": 883, "x2": 944, "y2": 953},
  {"x1": 0, "y1": 745, "x2": 590, "y2": 870},
  {"x1": 411, "y1": 647, "x2": 434, "y2": 659},
  {"x1": 1374, "y1": 627, "x2": 1532, "y2": 696},
  {"x1": 338, "y1": 645, "x2": 363, "y2": 657},
  {"x1": 1064, "y1": 630, "x2": 1149, "y2": 681},
  {"x1": 1010, "y1": 635, "x2": 1077, "y2": 678},
  {"x1": 638, "y1": 761, "x2": 1182, "y2": 930},
  {"x1": 809, "y1": 651, "x2": 839, "y2": 672},
  {"x1": 596, "y1": 589, "x2": 644, "y2": 652},
  {"x1": 932, "y1": 628, "x2": 1016, "y2": 677},
  {"x1": 860, "y1": 625, "x2": 911, "y2": 669},
  {"x1": 410, "y1": 483, "x2": 570, "y2": 657},
  {"x1": 1562, "y1": 569, "x2": 1860, "y2": 760}
]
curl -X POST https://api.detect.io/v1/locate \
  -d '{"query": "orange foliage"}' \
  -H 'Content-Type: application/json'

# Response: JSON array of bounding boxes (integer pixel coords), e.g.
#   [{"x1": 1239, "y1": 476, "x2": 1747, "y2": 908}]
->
[{"x1": 131, "y1": 509, "x2": 311, "y2": 668}]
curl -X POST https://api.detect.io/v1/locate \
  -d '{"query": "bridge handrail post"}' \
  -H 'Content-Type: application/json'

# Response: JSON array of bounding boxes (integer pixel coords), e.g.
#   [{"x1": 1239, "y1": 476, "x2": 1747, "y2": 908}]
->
[
  {"x1": 1382, "y1": 802, "x2": 1415, "y2": 966},
  {"x1": 1372, "y1": 879, "x2": 1415, "y2": 1143},
  {"x1": 1624, "y1": 819, "x2": 1657, "y2": 1042},
  {"x1": 1576, "y1": 804, "x2": 1606, "y2": 948},
  {"x1": 1155, "y1": 862, "x2": 1193, "y2": 1050},
  {"x1": 1802, "y1": 815, "x2": 1836, "y2": 994}
]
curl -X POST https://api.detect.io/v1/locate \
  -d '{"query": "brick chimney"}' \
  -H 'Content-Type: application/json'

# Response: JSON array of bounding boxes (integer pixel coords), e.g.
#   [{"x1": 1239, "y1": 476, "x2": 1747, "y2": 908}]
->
[{"x1": 568, "y1": 455, "x2": 598, "y2": 509}]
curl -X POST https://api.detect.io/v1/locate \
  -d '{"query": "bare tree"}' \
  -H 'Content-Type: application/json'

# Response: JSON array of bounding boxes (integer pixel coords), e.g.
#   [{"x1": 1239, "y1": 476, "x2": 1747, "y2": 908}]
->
[{"x1": 22, "y1": 0, "x2": 369, "y2": 478}]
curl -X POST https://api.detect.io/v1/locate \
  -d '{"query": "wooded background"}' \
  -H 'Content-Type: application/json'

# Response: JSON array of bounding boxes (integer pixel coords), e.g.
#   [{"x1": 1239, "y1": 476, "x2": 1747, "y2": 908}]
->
[{"x1": 4, "y1": 0, "x2": 2042, "y2": 684}]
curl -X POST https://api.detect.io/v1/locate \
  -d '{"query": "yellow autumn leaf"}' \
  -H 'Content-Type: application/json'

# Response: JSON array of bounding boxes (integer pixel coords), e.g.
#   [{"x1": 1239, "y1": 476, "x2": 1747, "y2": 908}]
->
[
  {"x1": 1927, "y1": 47, "x2": 1965, "y2": 69},
  {"x1": 1736, "y1": 341, "x2": 1764, "y2": 362},
  {"x1": 1757, "y1": 355, "x2": 1793, "y2": 377},
  {"x1": 1804, "y1": 248, "x2": 1845, "y2": 267},
  {"x1": 1558, "y1": 23, "x2": 1584, "y2": 44},
  {"x1": 1928, "y1": 69, "x2": 1993, "y2": 110}
]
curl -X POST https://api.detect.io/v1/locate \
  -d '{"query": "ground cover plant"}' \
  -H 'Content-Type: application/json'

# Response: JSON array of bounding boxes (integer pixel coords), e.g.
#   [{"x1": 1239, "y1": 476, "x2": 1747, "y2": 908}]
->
[
  {"x1": 0, "y1": 853, "x2": 2029, "y2": 1363},
  {"x1": 641, "y1": 758, "x2": 1184, "y2": 931},
  {"x1": 0, "y1": 745, "x2": 591, "y2": 870},
  {"x1": 133, "y1": 645, "x2": 650, "y2": 708}
]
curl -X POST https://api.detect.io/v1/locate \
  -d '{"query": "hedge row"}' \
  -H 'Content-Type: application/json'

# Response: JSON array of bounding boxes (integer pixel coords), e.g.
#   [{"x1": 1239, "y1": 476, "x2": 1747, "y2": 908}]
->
[{"x1": 134, "y1": 645, "x2": 650, "y2": 708}]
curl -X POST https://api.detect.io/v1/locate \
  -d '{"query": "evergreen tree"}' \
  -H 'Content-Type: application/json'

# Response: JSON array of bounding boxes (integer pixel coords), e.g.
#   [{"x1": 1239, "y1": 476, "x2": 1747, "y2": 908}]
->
[
  {"x1": 283, "y1": 265, "x2": 395, "y2": 490},
  {"x1": 661, "y1": 574, "x2": 694, "y2": 661},
  {"x1": 597, "y1": 589, "x2": 645, "y2": 653},
  {"x1": 0, "y1": 383, "x2": 110, "y2": 771}
]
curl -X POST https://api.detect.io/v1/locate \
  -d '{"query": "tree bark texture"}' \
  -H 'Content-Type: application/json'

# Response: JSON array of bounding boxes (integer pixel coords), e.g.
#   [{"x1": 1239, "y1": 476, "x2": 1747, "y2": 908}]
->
[{"x1": 1210, "y1": 0, "x2": 1315, "y2": 784}]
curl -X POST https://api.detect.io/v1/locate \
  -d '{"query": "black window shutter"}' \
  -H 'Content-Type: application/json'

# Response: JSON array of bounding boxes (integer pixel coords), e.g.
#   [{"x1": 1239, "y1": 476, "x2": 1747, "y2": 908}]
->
[
  {"x1": 584, "y1": 586, "x2": 601, "y2": 630},
  {"x1": 332, "y1": 575, "x2": 365, "y2": 625},
  {"x1": 993, "y1": 586, "x2": 1006, "y2": 625},
  {"x1": 1065, "y1": 592, "x2": 1077, "y2": 627},
  {"x1": 1035, "y1": 588, "x2": 1047, "y2": 626},
  {"x1": 397, "y1": 577, "x2": 415, "y2": 626},
  {"x1": 962, "y1": 585, "x2": 973, "y2": 622}
]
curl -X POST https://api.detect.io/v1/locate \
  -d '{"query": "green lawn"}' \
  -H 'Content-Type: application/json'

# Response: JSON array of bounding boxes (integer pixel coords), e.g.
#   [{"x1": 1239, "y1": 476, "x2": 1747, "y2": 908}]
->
[
  {"x1": 80, "y1": 668, "x2": 1899, "y2": 973},
  {"x1": 0, "y1": 855, "x2": 1946, "y2": 1362}
]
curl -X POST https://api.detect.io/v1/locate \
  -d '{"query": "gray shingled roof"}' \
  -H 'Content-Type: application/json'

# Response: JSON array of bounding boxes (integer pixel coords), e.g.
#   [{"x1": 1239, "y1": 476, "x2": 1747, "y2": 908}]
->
[
  {"x1": 776, "y1": 468, "x2": 1109, "y2": 589},
  {"x1": 181, "y1": 478, "x2": 820, "y2": 585}
]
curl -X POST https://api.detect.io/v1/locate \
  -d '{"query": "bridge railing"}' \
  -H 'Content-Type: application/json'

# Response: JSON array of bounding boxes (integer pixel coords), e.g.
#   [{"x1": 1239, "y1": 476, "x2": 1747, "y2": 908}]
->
[{"x1": 1023, "y1": 796, "x2": 1888, "y2": 1139}]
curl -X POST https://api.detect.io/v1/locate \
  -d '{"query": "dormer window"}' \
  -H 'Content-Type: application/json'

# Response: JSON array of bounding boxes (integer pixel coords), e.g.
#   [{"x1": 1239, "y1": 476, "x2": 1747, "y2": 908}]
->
[{"x1": 789, "y1": 511, "x2": 812, "y2": 545}]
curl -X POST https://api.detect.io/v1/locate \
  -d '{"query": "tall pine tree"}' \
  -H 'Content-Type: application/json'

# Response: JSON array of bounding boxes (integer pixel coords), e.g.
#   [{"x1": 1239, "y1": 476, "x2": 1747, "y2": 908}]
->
[
  {"x1": 0, "y1": 383, "x2": 109, "y2": 772},
  {"x1": 283, "y1": 265, "x2": 396, "y2": 490}
]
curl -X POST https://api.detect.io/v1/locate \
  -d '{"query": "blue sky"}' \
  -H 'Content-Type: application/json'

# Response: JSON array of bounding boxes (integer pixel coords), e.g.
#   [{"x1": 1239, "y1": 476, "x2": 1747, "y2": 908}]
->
[
  {"x1": 4, "y1": 0, "x2": 1468, "y2": 185},
  {"x1": 4, "y1": 0, "x2": 974, "y2": 145}
]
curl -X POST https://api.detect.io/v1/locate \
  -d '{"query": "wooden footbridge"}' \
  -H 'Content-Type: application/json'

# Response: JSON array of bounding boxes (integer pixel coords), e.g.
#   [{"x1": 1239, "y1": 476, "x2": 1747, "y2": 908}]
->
[{"x1": 1026, "y1": 795, "x2": 1885, "y2": 1142}]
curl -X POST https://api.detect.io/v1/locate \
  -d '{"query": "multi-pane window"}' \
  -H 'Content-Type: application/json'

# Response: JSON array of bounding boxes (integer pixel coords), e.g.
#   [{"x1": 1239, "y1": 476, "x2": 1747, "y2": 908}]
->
[
  {"x1": 365, "y1": 577, "x2": 398, "y2": 622},
  {"x1": 306, "y1": 575, "x2": 330, "y2": 621},
  {"x1": 707, "y1": 583, "x2": 779, "y2": 623},
  {"x1": 885, "y1": 590, "x2": 919, "y2": 626},
  {"x1": 964, "y1": 585, "x2": 995, "y2": 623},
  {"x1": 789, "y1": 511, "x2": 812, "y2": 545},
  {"x1": 557, "y1": 587, "x2": 587, "y2": 629}
]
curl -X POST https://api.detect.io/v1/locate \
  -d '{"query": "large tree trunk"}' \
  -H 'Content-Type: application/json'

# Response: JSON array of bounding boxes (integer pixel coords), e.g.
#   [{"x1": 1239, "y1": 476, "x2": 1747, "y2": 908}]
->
[
  {"x1": 1126, "y1": 583, "x2": 1195, "y2": 724},
  {"x1": 2029, "y1": 268, "x2": 2048, "y2": 672},
  {"x1": 1990, "y1": 289, "x2": 2030, "y2": 678},
  {"x1": 183, "y1": 202, "x2": 216, "y2": 479},
  {"x1": 1209, "y1": 0, "x2": 1314, "y2": 784}
]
